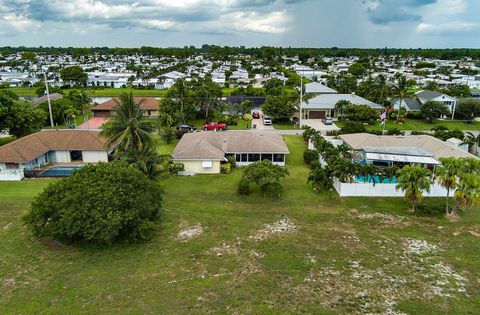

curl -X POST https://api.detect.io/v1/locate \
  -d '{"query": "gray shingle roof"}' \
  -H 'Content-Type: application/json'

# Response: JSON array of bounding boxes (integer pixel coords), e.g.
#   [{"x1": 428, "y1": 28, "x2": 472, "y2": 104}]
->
[
  {"x1": 305, "y1": 82, "x2": 337, "y2": 94},
  {"x1": 416, "y1": 90, "x2": 443, "y2": 100},
  {"x1": 172, "y1": 132, "x2": 289, "y2": 160},
  {"x1": 302, "y1": 94, "x2": 382, "y2": 110},
  {"x1": 392, "y1": 98, "x2": 423, "y2": 111}
]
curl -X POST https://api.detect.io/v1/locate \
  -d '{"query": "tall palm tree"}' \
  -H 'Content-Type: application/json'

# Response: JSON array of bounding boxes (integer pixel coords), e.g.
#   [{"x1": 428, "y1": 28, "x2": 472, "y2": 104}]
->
[
  {"x1": 100, "y1": 92, "x2": 156, "y2": 157},
  {"x1": 392, "y1": 76, "x2": 414, "y2": 122},
  {"x1": 396, "y1": 166, "x2": 431, "y2": 213},
  {"x1": 373, "y1": 74, "x2": 390, "y2": 107},
  {"x1": 434, "y1": 157, "x2": 460, "y2": 216},
  {"x1": 462, "y1": 132, "x2": 480, "y2": 155}
]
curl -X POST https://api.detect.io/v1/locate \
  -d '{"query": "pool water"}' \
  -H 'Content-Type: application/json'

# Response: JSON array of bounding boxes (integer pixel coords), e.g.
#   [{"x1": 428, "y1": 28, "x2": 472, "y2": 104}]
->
[
  {"x1": 40, "y1": 165, "x2": 85, "y2": 177},
  {"x1": 354, "y1": 175, "x2": 397, "y2": 184}
]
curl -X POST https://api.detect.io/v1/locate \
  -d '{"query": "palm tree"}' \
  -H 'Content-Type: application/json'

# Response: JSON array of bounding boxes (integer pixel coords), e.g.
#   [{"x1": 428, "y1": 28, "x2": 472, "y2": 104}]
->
[
  {"x1": 462, "y1": 132, "x2": 480, "y2": 155},
  {"x1": 125, "y1": 146, "x2": 167, "y2": 179},
  {"x1": 334, "y1": 100, "x2": 350, "y2": 120},
  {"x1": 373, "y1": 74, "x2": 390, "y2": 107},
  {"x1": 392, "y1": 76, "x2": 414, "y2": 122},
  {"x1": 396, "y1": 166, "x2": 431, "y2": 213},
  {"x1": 100, "y1": 92, "x2": 156, "y2": 157},
  {"x1": 307, "y1": 165, "x2": 332, "y2": 193},
  {"x1": 69, "y1": 90, "x2": 92, "y2": 123},
  {"x1": 434, "y1": 158, "x2": 460, "y2": 216},
  {"x1": 453, "y1": 173, "x2": 480, "y2": 213}
]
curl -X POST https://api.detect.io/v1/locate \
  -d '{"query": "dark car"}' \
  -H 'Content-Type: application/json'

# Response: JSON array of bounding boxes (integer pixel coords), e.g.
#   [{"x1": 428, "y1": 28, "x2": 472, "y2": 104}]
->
[
  {"x1": 176, "y1": 124, "x2": 197, "y2": 132},
  {"x1": 322, "y1": 116, "x2": 333, "y2": 125}
]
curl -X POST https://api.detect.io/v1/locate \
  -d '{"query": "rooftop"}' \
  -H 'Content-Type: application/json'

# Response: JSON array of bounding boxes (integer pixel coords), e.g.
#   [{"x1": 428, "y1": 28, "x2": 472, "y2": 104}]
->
[
  {"x1": 91, "y1": 97, "x2": 159, "y2": 111},
  {"x1": 172, "y1": 132, "x2": 289, "y2": 160},
  {"x1": 302, "y1": 94, "x2": 382, "y2": 110},
  {"x1": 0, "y1": 129, "x2": 108, "y2": 163}
]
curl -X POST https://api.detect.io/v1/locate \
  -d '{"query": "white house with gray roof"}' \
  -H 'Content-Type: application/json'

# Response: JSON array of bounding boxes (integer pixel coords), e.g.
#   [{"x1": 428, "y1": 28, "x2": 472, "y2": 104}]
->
[
  {"x1": 301, "y1": 93, "x2": 382, "y2": 119},
  {"x1": 393, "y1": 90, "x2": 458, "y2": 118}
]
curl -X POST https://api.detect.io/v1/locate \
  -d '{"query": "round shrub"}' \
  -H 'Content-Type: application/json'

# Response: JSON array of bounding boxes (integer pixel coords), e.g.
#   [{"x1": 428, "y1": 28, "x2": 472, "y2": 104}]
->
[
  {"x1": 23, "y1": 162, "x2": 163, "y2": 244},
  {"x1": 226, "y1": 155, "x2": 237, "y2": 168},
  {"x1": 169, "y1": 162, "x2": 185, "y2": 175},
  {"x1": 261, "y1": 182, "x2": 283, "y2": 198},
  {"x1": 303, "y1": 149, "x2": 319, "y2": 165},
  {"x1": 341, "y1": 121, "x2": 366, "y2": 134},
  {"x1": 220, "y1": 163, "x2": 231, "y2": 174},
  {"x1": 237, "y1": 179, "x2": 251, "y2": 195}
]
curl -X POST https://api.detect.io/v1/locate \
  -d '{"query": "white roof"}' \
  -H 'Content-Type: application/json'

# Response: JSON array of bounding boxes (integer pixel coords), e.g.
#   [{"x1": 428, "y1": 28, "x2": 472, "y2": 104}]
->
[
  {"x1": 302, "y1": 94, "x2": 382, "y2": 110},
  {"x1": 305, "y1": 82, "x2": 337, "y2": 94},
  {"x1": 366, "y1": 152, "x2": 440, "y2": 165}
]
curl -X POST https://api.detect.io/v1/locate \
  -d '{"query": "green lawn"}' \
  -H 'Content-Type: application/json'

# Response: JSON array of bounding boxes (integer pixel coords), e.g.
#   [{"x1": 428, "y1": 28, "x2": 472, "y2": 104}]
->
[
  {"x1": 1, "y1": 135, "x2": 479, "y2": 313},
  {"x1": 188, "y1": 119, "x2": 251, "y2": 130},
  {"x1": 336, "y1": 118, "x2": 480, "y2": 131},
  {"x1": 273, "y1": 122, "x2": 299, "y2": 130},
  {"x1": 6, "y1": 87, "x2": 236, "y2": 98}
]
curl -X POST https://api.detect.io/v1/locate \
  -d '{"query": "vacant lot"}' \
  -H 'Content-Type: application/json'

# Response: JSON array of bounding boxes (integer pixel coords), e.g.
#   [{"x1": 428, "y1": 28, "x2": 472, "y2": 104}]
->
[{"x1": 0, "y1": 136, "x2": 479, "y2": 314}]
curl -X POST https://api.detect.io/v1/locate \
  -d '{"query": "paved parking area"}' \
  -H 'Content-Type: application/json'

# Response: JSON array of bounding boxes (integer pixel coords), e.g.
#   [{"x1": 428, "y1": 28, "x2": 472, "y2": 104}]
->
[{"x1": 302, "y1": 119, "x2": 340, "y2": 134}]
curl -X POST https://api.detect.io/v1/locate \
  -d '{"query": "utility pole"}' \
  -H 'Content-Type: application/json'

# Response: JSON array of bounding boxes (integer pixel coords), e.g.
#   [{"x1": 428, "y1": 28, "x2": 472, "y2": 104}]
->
[
  {"x1": 299, "y1": 69, "x2": 303, "y2": 128},
  {"x1": 44, "y1": 72, "x2": 54, "y2": 127}
]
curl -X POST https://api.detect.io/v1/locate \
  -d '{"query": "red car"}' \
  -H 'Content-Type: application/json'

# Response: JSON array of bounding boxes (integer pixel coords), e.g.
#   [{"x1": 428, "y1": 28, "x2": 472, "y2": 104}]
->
[
  {"x1": 202, "y1": 122, "x2": 227, "y2": 131},
  {"x1": 252, "y1": 111, "x2": 260, "y2": 119}
]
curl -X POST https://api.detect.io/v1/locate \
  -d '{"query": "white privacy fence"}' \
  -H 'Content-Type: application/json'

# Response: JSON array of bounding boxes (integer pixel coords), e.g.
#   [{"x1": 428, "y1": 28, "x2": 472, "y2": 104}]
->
[
  {"x1": 0, "y1": 169, "x2": 24, "y2": 181},
  {"x1": 332, "y1": 177, "x2": 452, "y2": 197}
]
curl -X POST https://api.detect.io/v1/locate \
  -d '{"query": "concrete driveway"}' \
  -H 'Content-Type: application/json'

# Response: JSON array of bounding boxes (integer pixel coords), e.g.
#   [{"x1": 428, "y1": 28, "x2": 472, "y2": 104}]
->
[
  {"x1": 302, "y1": 119, "x2": 340, "y2": 134},
  {"x1": 251, "y1": 108, "x2": 273, "y2": 130}
]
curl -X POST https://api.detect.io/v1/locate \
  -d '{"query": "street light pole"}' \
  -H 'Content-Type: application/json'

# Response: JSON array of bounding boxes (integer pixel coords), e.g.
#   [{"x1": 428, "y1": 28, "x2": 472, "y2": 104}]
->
[{"x1": 43, "y1": 72, "x2": 54, "y2": 127}]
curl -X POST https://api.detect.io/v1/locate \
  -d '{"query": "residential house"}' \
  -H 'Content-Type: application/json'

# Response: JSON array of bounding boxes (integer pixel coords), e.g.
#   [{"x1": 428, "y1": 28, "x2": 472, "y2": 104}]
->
[
  {"x1": 393, "y1": 90, "x2": 458, "y2": 118},
  {"x1": 304, "y1": 82, "x2": 338, "y2": 95},
  {"x1": 301, "y1": 93, "x2": 382, "y2": 119},
  {"x1": 90, "y1": 97, "x2": 159, "y2": 118},
  {"x1": 171, "y1": 132, "x2": 289, "y2": 175},
  {"x1": 0, "y1": 129, "x2": 111, "y2": 180}
]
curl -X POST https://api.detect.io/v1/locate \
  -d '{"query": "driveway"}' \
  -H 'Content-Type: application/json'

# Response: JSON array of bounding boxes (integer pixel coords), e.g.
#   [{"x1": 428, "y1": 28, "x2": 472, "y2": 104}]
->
[
  {"x1": 251, "y1": 108, "x2": 273, "y2": 130},
  {"x1": 302, "y1": 119, "x2": 340, "y2": 134}
]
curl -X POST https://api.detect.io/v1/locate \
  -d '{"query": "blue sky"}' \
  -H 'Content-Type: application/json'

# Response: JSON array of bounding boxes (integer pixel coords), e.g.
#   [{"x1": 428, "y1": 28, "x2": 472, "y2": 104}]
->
[{"x1": 0, "y1": 0, "x2": 478, "y2": 48}]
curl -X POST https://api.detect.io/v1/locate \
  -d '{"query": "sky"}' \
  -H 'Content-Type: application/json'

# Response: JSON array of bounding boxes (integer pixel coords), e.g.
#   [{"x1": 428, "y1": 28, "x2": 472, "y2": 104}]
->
[{"x1": 0, "y1": 0, "x2": 479, "y2": 48}]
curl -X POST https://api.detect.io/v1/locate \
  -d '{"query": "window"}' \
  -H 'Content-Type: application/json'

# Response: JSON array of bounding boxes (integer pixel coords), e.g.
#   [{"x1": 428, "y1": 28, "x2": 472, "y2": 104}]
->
[
  {"x1": 235, "y1": 154, "x2": 241, "y2": 162},
  {"x1": 241, "y1": 154, "x2": 248, "y2": 162},
  {"x1": 273, "y1": 154, "x2": 284, "y2": 162},
  {"x1": 248, "y1": 153, "x2": 260, "y2": 162},
  {"x1": 202, "y1": 160, "x2": 213, "y2": 168},
  {"x1": 261, "y1": 154, "x2": 273, "y2": 161},
  {"x1": 5, "y1": 163, "x2": 19, "y2": 169}
]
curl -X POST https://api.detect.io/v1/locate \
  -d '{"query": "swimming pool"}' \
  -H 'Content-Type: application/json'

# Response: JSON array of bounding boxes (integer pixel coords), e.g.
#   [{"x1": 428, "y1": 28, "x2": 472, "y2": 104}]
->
[
  {"x1": 354, "y1": 175, "x2": 397, "y2": 184},
  {"x1": 40, "y1": 165, "x2": 85, "y2": 177}
]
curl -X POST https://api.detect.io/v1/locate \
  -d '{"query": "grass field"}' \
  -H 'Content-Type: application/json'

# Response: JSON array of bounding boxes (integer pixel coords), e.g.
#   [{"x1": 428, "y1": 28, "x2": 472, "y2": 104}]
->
[
  {"x1": 273, "y1": 122, "x2": 299, "y2": 130},
  {"x1": 335, "y1": 118, "x2": 480, "y2": 131},
  {"x1": 1, "y1": 136, "x2": 479, "y2": 314}
]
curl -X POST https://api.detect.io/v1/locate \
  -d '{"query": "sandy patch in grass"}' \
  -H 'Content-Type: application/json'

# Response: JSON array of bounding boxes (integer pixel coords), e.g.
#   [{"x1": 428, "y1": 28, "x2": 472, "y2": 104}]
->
[
  {"x1": 353, "y1": 211, "x2": 410, "y2": 227},
  {"x1": 248, "y1": 217, "x2": 297, "y2": 242},
  {"x1": 177, "y1": 224, "x2": 204, "y2": 241},
  {"x1": 292, "y1": 237, "x2": 468, "y2": 314}
]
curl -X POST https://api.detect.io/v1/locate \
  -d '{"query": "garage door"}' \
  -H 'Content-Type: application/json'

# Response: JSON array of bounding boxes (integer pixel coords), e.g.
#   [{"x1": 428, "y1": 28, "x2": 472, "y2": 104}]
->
[{"x1": 308, "y1": 111, "x2": 326, "y2": 119}]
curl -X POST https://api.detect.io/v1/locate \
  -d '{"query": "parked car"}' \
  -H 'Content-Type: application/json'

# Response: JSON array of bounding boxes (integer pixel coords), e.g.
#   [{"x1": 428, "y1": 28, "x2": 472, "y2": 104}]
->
[
  {"x1": 322, "y1": 116, "x2": 333, "y2": 125},
  {"x1": 252, "y1": 111, "x2": 260, "y2": 119},
  {"x1": 176, "y1": 124, "x2": 197, "y2": 132},
  {"x1": 202, "y1": 122, "x2": 227, "y2": 131},
  {"x1": 263, "y1": 116, "x2": 272, "y2": 125}
]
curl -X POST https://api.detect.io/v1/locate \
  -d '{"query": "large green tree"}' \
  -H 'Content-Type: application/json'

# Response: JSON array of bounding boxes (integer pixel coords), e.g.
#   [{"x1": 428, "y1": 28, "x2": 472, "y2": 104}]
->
[
  {"x1": 262, "y1": 93, "x2": 297, "y2": 122},
  {"x1": 5, "y1": 101, "x2": 46, "y2": 137},
  {"x1": 420, "y1": 101, "x2": 450, "y2": 123},
  {"x1": 435, "y1": 157, "x2": 461, "y2": 216},
  {"x1": 455, "y1": 99, "x2": 480, "y2": 123},
  {"x1": 23, "y1": 162, "x2": 163, "y2": 244},
  {"x1": 60, "y1": 66, "x2": 88, "y2": 86}
]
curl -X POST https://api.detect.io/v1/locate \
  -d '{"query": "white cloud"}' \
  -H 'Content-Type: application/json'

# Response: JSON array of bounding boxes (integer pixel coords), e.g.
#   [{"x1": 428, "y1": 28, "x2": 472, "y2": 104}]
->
[
  {"x1": 417, "y1": 21, "x2": 479, "y2": 33},
  {"x1": 221, "y1": 10, "x2": 289, "y2": 34},
  {"x1": 2, "y1": 13, "x2": 39, "y2": 32}
]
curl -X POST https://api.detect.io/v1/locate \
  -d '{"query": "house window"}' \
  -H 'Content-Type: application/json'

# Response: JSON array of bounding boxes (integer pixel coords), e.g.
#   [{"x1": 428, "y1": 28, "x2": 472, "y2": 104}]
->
[
  {"x1": 6, "y1": 163, "x2": 19, "y2": 169},
  {"x1": 202, "y1": 160, "x2": 213, "y2": 168},
  {"x1": 241, "y1": 154, "x2": 248, "y2": 162},
  {"x1": 261, "y1": 154, "x2": 273, "y2": 161},
  {"x1": 248, "y1": 153, "x2": 260, "y2": 162},
  {"x1": 273, "y1": 154, "x2": 285, "y2": 162},
  {"x1": 235, "y1": 154, "x2": 241, "y2": 162}
]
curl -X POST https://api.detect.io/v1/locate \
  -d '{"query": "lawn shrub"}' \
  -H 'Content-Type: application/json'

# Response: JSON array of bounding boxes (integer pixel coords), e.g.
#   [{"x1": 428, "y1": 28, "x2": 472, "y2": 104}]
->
[
  {"x1": 237, "y1": 179, "x2": 251, "y2": 195},
  {"x1": 387, "y1": 127, "x2": 402, "y2": 135},
  {"x1": 303, "y1": 149, "x2": 319, "y2": 165},
  {"x1": 227, "y1": 155, "x2": 237, "y2": 168},
  {"x1": 415, "y1": 203, "x2": 445, "y2": 216},
  {"x1": 261, "y1": 182, "x2": 283, "y2": 198},
  {"x1": 159, "y1": 127, "x2": 177, "y2": 144},
  {"x1": 23, "y1": 162, "x2": 162, "y2": 244},
  {"x1": 169, "y1": 162, "x2": 185, "y2": 175},
  {"x1": 220, "y1": 163, "x2": 231, "y2": 174},
  {"x1": 341, "y1": 121, "x2": 366, "y2": 133}
]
